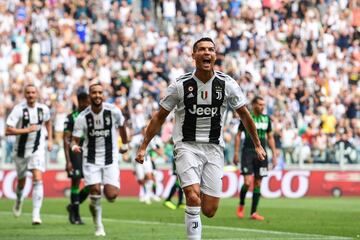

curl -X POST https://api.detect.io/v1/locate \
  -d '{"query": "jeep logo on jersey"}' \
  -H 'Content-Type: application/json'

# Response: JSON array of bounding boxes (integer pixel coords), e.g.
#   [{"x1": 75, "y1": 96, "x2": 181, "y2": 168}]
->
[
  {"x1": 188, "y1": 105, "x2": 218, "y2": 117},
  {"x1": 89, "y1": 129, "x2": 111, "y2": 137}
]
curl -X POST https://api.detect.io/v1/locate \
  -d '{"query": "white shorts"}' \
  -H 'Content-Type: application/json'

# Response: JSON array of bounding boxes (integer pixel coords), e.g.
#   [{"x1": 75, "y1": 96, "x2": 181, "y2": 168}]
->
[
  {"x1": 83, "y1": 162, "x2": 120, "y2": 189},
  {"x1": 135, "y1": 155, "x2": 153, "y2": 180},
  {"x1": 174, "y1": 142, "x2": 224, "y2": 198},
  {"x1": 13, "y1": 151, "x2": 46, "y2": 178}
]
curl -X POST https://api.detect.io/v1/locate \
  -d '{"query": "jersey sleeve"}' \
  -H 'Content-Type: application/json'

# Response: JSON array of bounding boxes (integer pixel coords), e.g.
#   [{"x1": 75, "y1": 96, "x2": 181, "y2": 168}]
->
[
  {"x1": 113, "y1": 107, "x2": 125, "y2": 127},
  {"x1": 267, "y1": 116, "x2": 272, "y2": 133},
  {"x1": 42, "y1": 105, "x2": 51, "y2": 121},
  {"x1": 63, "y1": 114, "x2": 74, "y2": 133},
  {"x1": 227, "y1": 78, "x2": 248, "y2": 110},
  {"x1": 160, "y1": 82, "x2": 179, "y2": 111},
  {"x1": 73, "y1": 115, "x2": 85, "y2": 138},
  {"x1": 6, "y1": 106, "x2": 21, "y2": 127}
]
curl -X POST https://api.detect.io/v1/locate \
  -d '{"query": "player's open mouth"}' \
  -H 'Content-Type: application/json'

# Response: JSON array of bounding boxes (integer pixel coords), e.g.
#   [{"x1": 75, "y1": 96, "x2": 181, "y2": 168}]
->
[{"x1": 203, "y1": 59, "x2": 211, "y2": 65}]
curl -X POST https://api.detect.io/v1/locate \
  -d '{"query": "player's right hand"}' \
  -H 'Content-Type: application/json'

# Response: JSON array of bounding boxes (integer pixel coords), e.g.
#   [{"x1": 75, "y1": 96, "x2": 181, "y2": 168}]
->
[
  {"x1": 66, "y1": 162, "x2": 73, "y2": 175},
  {"x1": 71, "y1": 144, "x2": 82, "y2": 153},
  {"x1": 233, "y1": 153, "x2": 239, "y2": 165},
  {"x1": 255, "y1": 145, "x2": 266, "y2": 161},
  {"x1": 135, "y1": 148, "x2": 145, "y2": 164},
  {"x1": 28, "y1": 124, "x2": 40, "y2": 133}
]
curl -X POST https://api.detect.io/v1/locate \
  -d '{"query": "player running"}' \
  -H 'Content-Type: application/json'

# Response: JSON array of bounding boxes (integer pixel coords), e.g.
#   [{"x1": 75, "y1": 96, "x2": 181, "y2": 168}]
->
[
  {"x1": 63, "y1": 91, "x2": 90, "y2": 224},
  {"x1": 71, "y1": 83, "x2": 128, "y2": 236}
]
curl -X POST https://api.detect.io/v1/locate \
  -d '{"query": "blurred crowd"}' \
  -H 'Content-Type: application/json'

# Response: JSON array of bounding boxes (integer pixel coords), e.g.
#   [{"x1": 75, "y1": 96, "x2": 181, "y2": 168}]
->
[{"x1": 0, "y1": 0, "x2": 359, "y2": 167}]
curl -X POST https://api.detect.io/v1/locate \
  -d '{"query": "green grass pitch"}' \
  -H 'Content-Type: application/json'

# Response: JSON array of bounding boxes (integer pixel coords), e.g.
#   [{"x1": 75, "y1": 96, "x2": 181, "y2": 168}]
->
[{"x1": 0, "y1": 197, "x2": 358, "y2": 239}]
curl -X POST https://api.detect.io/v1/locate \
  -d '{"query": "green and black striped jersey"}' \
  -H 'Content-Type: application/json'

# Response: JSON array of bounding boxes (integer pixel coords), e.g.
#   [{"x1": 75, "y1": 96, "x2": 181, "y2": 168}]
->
[{"x1": 238, "y1": 112, "x2": 272, "y2": 150}]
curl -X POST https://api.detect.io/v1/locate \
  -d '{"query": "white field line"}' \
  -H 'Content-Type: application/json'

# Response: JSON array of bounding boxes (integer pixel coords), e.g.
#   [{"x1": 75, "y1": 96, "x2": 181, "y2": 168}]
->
[{"x1": 0, "y1": 211, "x2": 352, "y2": 240}]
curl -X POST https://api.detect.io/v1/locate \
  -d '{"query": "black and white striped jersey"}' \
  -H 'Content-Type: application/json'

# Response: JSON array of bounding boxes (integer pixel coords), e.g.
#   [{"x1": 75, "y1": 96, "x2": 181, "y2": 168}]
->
[
  {"x1": 6, "y1": 101, "x2": 51, "y2": 158},
  {"x1": 72, "y1": 103, "x2": 125, "y2": 166},
  {"x1": 160, "y1": 70, "x2": 247, "y2": 147}
]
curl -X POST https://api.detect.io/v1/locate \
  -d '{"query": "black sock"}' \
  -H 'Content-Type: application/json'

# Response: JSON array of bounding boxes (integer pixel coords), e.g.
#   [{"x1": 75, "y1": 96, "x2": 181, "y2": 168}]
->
[
  {"x1": 70, "y1": 186, "x2": 80, "y2": 216},
  {"x1": 166, "y1": 183, "x2": 177, "y2": 201},
  {"x1": 79, "y1": 186, "x2": 89, "y2": 204},
  {"x1": 240, "y1": 185, "x2": 249, "y2": 206},
  {"x1": 251, "y1": 186, "x2": 261, "y2": 214}
]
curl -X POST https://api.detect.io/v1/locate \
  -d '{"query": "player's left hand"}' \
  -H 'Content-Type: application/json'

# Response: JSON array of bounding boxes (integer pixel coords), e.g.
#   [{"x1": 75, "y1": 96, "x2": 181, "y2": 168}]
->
[
  {"x1": 255, "y1": 145, "x2": 266, "y2": 161},
  {"x1": 47, "y1": 140, "x2": 53, "y2": 151},
  {"x1": 271, "y1": 156, "x2": 278, "y2": 169}
]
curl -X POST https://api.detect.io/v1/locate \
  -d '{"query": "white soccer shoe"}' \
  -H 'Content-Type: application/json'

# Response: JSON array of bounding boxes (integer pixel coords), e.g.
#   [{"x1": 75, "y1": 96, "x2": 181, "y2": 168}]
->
[
  {"x1": 95, "y1": 225, "x2": 106, "y2": 237},
  {"x1": 32, "y1": 216, "x2": 42, "y2": 225},
  {"x1": 151, "y1": 195, "x2": 161, "y2": 202},
  {"x1": 12, "y1": 200, "x2": 23, "y2": 217}
]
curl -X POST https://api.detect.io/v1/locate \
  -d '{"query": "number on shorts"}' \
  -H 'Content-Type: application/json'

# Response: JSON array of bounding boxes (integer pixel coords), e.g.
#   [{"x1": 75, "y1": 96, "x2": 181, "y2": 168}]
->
[{"x1": 259, "y1": 167, "x2": 268, "y2": 177}]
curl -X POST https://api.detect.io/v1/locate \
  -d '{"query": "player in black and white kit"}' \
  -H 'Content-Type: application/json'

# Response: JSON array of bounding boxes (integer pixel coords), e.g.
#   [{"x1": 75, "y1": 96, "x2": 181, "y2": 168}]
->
[
  {"x1": 135, "y1": 38, "x2": 266, "y2": 240},
  {"x1": 71, "y1": 83, "x2": 128, "y2": 237},
  {"x1": 6, "y1": 84, "x2": 53, "y2": 225}
]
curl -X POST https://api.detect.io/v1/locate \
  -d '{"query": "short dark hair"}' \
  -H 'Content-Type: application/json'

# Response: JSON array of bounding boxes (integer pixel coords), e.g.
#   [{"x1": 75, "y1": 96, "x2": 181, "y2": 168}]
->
[
  {"x1": 24, "y1": 84, "x2": 37, "y2": 91},
  {"x1": 252, "y1": 96, "x2": 264, "y2": 104},
  {"x1": 77, "y1": 91, "x2": 88, "y2": 102},
  {"x1": 89, "y1": 82, "x2": 102, "y2": 93},
  {"x1": 193, "y1": 37, "x2": 215, "y2": 52}
]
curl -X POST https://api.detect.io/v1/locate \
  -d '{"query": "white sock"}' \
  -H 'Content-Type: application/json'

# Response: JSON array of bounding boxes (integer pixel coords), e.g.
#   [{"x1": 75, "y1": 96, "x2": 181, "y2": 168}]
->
[
  {"x1": 32, "y1": 181, "x2": 43, "y2": 218},
  {"x1": 185, "y1": 206, "x2": 202, "y2": 240},
  {"x1": 90, "y1": 195, "x2": 102, "y2": 226},
  {"x1": 145, "y1": 180, "x2": 153, "y2": 199}
]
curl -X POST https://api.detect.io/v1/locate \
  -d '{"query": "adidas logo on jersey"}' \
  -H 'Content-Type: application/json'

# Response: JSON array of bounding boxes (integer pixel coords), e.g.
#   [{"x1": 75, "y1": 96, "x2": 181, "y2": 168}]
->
[
  {"x1": 188, "y1": 105, "x2": 218, "y2": 117},
  {"x1": 89, "y1": 129, "x2": 111, "y2": 137},
  {"x1": 187, "y1": 93, "x2": 195, "y2": 98}
]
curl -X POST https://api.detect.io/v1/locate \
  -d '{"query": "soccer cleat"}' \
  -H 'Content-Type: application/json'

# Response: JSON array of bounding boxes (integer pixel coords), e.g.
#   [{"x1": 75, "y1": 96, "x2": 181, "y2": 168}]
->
[
  {"x1": 236, "y1": 205, "x2": 244, "y2": 219},
  {"x1": 12, "y1": 200, "x2": 23, "y2": 217},
  {"x1": 151, "y1": 195, "x2": 161, "y2": 202},
  {"x1": 163, "y1": 201, "x2": 177, "y2": 210},
  {"x1": 66, "y1": 204, "x2": 76, "y2": 224},
  {"x1": 95, "y1": 224, "x2": 106, "y2": 237},
  {"x1": 74, "y1": 216, "x2": 85, "y2": 225},
  {"x1": 32, "y1": 216, "x2": 42, "y2": 225},
  {"x1": 177, "y1": 203, "x2": 186, "y2": 209},
  {"x1": 251, "y1": 212, "x2": 265, "y2": 221}
]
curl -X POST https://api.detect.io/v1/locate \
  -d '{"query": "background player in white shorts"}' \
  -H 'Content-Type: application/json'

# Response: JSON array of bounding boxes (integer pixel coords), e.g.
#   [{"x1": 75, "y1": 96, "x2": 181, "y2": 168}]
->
[
  {"x1": 71, "y1": 83, "x2": 128, "y2": 237},
  {"x1": 5, "y1": 84, "x2": 53, "y2": 225},
  {"x1": 132, "y1": 128, "x2": 162, "y2": 204},
  {"x1": 135, "y1": 37, "x2": 266, "y2": 240}
]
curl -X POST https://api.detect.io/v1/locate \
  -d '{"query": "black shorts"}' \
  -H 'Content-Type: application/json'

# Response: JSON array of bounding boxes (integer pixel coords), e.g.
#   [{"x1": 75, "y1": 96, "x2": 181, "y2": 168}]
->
[
  {"x1": 241, "y1": 149, "x2": 268, "y2": 178},
  {"x1": 68, "y1": 151, "x2": 84, "y2": 179}
]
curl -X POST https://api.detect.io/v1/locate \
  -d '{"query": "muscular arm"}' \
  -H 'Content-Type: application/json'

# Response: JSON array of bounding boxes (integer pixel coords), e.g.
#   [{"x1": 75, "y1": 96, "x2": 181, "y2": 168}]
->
[
  {"x1": 236, "y1": 106, "x2": 266, "y2": 160},
  {"x1": 267, "y1": 131, "x2": 277, "y2": 167},
  {"x1": 45, "y1": 120, "x2": 53, "y2": 151},
  {"x1": 63, "y1": 131, "x2": 72, "y2": 166},
  {"x1": 233, "y1": 129, "x2": 242, "y2": 165},
  {"x1": 5, "y1": 125, "x2": 38, "y2": 135},
  {"x1": 135, "y1": 107, "x2": 170, "y2": 163},
  {"x1": 119, "y1": 125, "x2": 128, "y2": 145}
]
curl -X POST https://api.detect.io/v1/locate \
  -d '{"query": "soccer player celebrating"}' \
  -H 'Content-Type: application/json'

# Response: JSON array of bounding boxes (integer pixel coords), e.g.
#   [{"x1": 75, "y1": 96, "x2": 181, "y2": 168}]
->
[
  {"x1": 233, "y1": 96, "x2": 277, "y2": 221},
  {"x1": 63, "y1": 91, "x2": 90, "y2": 224},
  {"x1": 135, "y1": 37, "x2": 266, "y2": 240},
  {"x1": 5, "y1": 84, "x2": 53, "y2": 225},
  {"x1": 71, "y1": 83, "x2": 128, "y2": 236}
]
